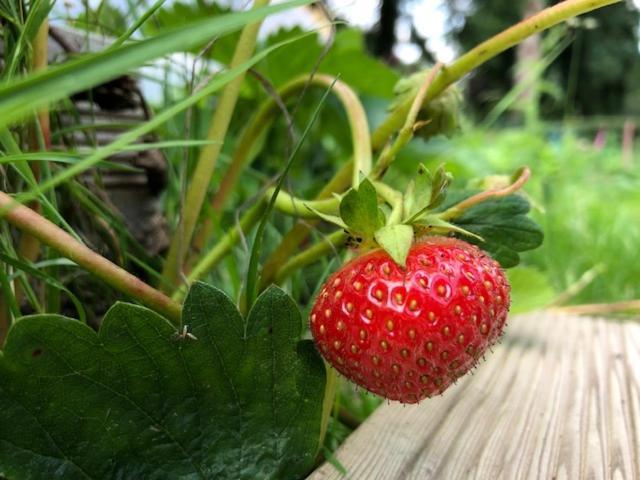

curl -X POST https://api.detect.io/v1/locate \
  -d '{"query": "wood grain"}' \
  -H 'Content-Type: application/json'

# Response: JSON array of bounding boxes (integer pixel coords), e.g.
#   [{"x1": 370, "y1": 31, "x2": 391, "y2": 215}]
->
[{"x1": 308, "y1": 312, "x2": 640, "y2": 480}]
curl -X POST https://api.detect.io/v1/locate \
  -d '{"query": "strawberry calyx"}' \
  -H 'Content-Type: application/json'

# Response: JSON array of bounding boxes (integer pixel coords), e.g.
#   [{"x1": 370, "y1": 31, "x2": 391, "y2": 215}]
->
[{"x1": 308, "y1": 164, "x2": 540, "y2": 269}]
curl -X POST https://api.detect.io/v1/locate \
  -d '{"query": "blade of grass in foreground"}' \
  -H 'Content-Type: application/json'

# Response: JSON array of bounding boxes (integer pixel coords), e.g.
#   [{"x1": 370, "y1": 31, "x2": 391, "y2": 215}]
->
[
  {"x1": 244, "y1": 78, "x2": 338, "y2": 309},
  {"x1": 0, "y1": 0, "x2": 311, "y2": 129},
  {"x1": 7, "y1": 32, "x2": 313, "y2": 209}
]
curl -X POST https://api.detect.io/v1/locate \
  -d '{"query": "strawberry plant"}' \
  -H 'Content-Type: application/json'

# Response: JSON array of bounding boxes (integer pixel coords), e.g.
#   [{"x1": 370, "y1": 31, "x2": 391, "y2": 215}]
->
[{"x1": 0, "y1": 0, "x2": 621, "y2": 477}]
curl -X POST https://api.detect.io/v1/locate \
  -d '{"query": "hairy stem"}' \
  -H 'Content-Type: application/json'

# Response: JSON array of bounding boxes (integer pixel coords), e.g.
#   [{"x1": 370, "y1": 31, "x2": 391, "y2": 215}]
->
[
  {"x1": 440, "y1": 167, "x2": 531, "y2": 220},
  {"x1": 0, "y1": 192, "x2": 181, "y2": 324},
  {"x1": 371, "y1": 0, "x2": 621, "y2": 150},
  {"x1": 161, "y1": 0, "x2": 270, "y2": 292}
]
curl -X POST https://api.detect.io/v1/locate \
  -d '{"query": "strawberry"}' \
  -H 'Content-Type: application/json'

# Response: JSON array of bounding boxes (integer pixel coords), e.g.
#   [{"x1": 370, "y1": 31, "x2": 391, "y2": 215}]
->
[{"x1": 309, "y1": 236, "x2": 510, "y2": 404}]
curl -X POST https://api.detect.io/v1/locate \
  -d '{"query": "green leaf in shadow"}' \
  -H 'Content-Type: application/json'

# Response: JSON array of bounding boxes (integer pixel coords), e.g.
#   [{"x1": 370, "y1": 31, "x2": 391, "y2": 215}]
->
[{"x1": 0, "y1": 282, "x2": 327, "y2": 479}]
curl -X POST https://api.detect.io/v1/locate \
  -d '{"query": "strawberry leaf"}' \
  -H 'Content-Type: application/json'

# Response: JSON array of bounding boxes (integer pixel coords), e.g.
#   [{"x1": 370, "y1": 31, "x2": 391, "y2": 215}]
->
[
  {"x1": 374, "y1": 224, "x2": 414, "y2": 267},
  {"x1": 339, "y1": 178, "x2": 383, "y2": 238},
  {"x1": 442, "y1": 192, "x2": 543, "y2": 268},
  {"x1": 0, "y1": 283, "x2": 327, "y2": 479}
]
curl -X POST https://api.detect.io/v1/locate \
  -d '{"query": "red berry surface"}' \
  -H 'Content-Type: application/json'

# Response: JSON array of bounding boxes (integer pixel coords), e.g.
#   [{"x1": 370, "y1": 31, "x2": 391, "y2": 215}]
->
[{"x1": 309, "y1": 236, "x2": 510, "y2": 404}]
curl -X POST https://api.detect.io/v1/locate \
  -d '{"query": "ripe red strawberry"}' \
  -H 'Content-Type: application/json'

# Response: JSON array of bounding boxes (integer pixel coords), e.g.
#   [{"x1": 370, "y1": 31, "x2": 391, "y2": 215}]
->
[{"x1": 309, "y1": 236, "x2": 510, "y2": 404}]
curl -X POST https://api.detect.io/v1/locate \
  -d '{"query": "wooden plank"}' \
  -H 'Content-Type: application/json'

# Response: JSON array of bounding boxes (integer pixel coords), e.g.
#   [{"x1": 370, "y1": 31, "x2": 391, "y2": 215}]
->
[{"x1": 308, "y1": 312, "x2": 640, "y2": 479}]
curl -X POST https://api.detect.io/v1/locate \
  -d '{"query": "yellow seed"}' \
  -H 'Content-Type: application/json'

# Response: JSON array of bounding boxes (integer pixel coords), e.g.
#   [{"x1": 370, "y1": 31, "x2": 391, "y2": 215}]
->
[
  {"x1": 346, "y1": 302, "x2": 354, "y2": 313},
  {"x1": 425, "y1": 341, "x2": 434, "y2": 352},
  {"x1": 382, "y1": 264, "x2": 391, "y2": 275},
  {"x1": 333, "y1": 340, "x2": 342, "y2": 350},
  {"x1": 437, "y1": 285, "x2": 446, "y2": 296},
  {"x1": 392, "y1": 364, "x2": 400, "y2": 374},
  {"x1": 395, "y1": 292, "x2": 404, "y2": 304},
  {"x1": 454, "y1": 305, "x2": 462, "y2": 315},
  {"x1": 441, "y1": 351, "x2": 449, "y2": 360},
  {"x1": 484, "y1": 280, "x2": 493, "y2": 290},
  {"x1": 420, "y1": 375, "x2": 429, "y2": 384},
  {"x1": 408, "y1": 329, "x2": 416, "y2": 340},
  {"x1": 372, "y1": 355, "x2": 380, "y2": 365},
  {"x1": 374, "y1": 289, "x2": 384, "y2": 300},
  {"x1": 333, "y1": 278, "x2": 342, "y2": 287},
  {"x1": 480, "y1": 323, "x2": 488, "y2": 334},
  {"x1": 417, "y1": 357, "x2": 426, "y2": 367},
  {"x1": 405, "y1": 381, "x2": 413, "y2": 389},
  {"x1": 386, "y1": 319, "x2": 394, "y2": 331},
  {"x1": 457, "y1": 334, "x2": 465, "y2": 344},
  {"x1": 324, "y1": 309, "x2": 331, "y2": 319},
  {"x1": 443, "y1": 326, "x2": 451, "y2": 336},
  {"x1": 457, "y1": 254, "x2": 467, "y2": 262},
  {"x1": 466, "y1": 271, "x2": 475, "y2": 280},
  {"x1": 479, "y1": 296, "x2": 485, "y2": 303},
  {"x1": 351, "y1": 344, "x2": 359, "y2": 354},
  {"x1": 401, "y1": 348, "x2": 409, "y2": 358},
  {"x1": 419, "y1": 278, "x2": 428, "y2": 288},
  {"x1": 471, "y1": 314, "x2": 478, "y2": 323},
  {"x1": 450, "y1": 360, "x2": 459, "y2": 370},
  {"x1": 461, "y1": 285, "x2": 470, "y2": 296},
  {"x1": 336, "y1": 357, "x2": 344, "y2": 365},
  {"x1": 311, "y1": 313, "x2": 317, "y2": 323},
  {"x1": 428, "y1": 311, "x2": 436, "y2": 322},
  {"x1": 409, "y1": 299, "x2": 418, "y2": 311},
  {"x1": 380, "y1": 340, "x2": 389, "y2": 351},
  {"x1": 354, "y1": 281, "x2": 362, "y2": 291},
  {"x1": 365, "y1": 308, "x2": 373, "y2": 319},
  {"x1": 337, "y1": 320, "x2": 345, "y2": 331},
  {"x1": 366, "y1": 262, "x2": 374, "y2": 273},
  {"x1": 319, "y1": 325, "x2": 326, "y2": 335},
  {"x1": 466, "y1": 345, "x2": 475, "y2": 355},
  {"x1": 335, "y1": 291, "x2": 343, "y2": 300},
  {"x1": 359, "y1": 329, "x2": 367, "y2": 340},
  {"x1": 496, "y1": 295, "x2": 503, "y2": 304}
]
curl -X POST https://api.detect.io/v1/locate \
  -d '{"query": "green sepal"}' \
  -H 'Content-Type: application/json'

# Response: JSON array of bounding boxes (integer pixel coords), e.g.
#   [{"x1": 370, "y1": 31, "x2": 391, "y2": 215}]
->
[
  {"x1": 339, "y1": 178, "x2": 384, "y2": 238},
  {"x1": 415, "y1": 215, "x2": 484, "y2": 242},
  {"x1": 374, "y1": 224, "x2": 414, "y2": 267},
  {"x1": 304, "y1": 203, "x2": 348, "y2": 230}
]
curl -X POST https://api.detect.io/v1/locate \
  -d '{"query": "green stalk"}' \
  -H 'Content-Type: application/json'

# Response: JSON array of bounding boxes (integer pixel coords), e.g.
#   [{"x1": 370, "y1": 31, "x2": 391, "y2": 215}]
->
[
  {"x1": 189, "y1": 74, "x2": 370, "y2": 264},
  {"x1": 174, "y1": 200, "x2": 268, "y2": 301},
  {"x1": 0, "y1": 192, "x2": 181, "y2": 324},
  {"x1": 371, "y1": 0, "x2": 621, "y2": 150},
  {"x1": 273, "y1": 230, "x2": 346, "y2": 285},
  {"x1": 161, "y1": 0, "x2": 271, "y2": 292}
]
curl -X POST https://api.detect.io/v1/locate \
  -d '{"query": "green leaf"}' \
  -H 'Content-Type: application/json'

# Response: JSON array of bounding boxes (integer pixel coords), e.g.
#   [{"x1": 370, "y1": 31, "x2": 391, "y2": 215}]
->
[
  {"x1": 443, "y1": 192, "x2": 544, "y2": 268},
  {"x1": 0, "y1": 0, "x2": 311, "y2": 128},
  {"x1": 339, "y1": 178, "x2": 383, "y2": 237},
  {"x1": 374, "y1": 224, "x2": 414, "y2": 267},
  {"x1": 507, "y1": 267, "x2": 555, "y2": 314},
  {"x1": 0, "y1": 283, "x2": 327, "y2": 479}
]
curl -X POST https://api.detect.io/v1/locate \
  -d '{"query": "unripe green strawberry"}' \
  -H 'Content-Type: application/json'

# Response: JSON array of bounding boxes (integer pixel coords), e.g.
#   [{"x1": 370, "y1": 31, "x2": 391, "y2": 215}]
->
[{"x1": 309, "y1": 237, "x2": 510, "y2": 404}]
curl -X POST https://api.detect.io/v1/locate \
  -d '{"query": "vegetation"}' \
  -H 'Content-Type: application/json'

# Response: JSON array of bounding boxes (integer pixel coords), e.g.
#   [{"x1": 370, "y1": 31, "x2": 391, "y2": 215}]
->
[{"x1": 0, "y1": 0, "x2": 635, "y2": 477}]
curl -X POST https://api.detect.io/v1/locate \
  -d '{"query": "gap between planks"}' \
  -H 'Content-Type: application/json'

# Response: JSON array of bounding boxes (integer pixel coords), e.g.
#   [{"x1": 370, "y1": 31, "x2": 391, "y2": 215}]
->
[{"x1": 308, "y1": 312, "x2": 640, "y2": 480}]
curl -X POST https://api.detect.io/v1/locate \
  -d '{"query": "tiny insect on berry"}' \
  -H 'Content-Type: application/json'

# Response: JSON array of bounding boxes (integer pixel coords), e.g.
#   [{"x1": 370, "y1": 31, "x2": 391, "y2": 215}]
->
[{"x1": 309, "y1": 236, "x2": 510, "y2": 404}]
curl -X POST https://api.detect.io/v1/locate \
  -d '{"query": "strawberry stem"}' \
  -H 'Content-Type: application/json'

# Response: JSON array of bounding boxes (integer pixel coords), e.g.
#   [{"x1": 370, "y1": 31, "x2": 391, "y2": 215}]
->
[{"x1": 440, "y1": 167, "x2": 532, "y2": 220}]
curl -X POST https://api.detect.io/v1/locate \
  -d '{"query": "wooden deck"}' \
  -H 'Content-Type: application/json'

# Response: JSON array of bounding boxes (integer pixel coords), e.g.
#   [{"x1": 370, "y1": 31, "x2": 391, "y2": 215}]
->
[{"x1": 308, "y1": 312, "x2": 640, "y2": 479}]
